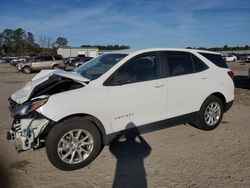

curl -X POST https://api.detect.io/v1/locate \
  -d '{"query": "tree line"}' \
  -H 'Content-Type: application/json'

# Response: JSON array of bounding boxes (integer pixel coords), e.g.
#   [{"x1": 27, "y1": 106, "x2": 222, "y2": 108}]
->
[
  {"x1": 0, "y1": 28, "x2": 130, "y2": 56},
  {"x1": 0, "y1": 28, "x2": 68, "y2": 56},
  {"x1": 188, "y1": 45, "x2": 250, "y2": 51},
  {"x1": 81, "y1": 44, "x2": 130, "y2": 50}
]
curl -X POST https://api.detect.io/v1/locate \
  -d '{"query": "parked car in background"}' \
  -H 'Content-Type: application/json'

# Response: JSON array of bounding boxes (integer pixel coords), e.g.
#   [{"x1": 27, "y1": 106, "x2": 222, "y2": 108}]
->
[
  {"x1": 16, "y1": 55, "x2": 66, "y2": 74},
  {"x1": 64, "y1": 57, "x2": 77, "y2": 65},
  {"x1": 70, "y1": 56, "x2": 93, "y2": 67},
  {"x1": 8, "y1": 48, "x2": 234, "y2": 170},
  {"x1": 10, "y1": 58, "x2": 26, "y2": 66},
  {"x1": 67, "y1": 57, "x2": 81, "y2": 66},
  {"x1": 248, "y1": 68, "x2": 250, "y2": 80},
  {"x1": 223, "y1": 55, "x2": 237, "y2": 62},
  {"x1": 1, "y1": 57, "x2": 15, "y2": 63},
  {"x1": 245, "y1": 54, "x2": 250, "y2": 62}
]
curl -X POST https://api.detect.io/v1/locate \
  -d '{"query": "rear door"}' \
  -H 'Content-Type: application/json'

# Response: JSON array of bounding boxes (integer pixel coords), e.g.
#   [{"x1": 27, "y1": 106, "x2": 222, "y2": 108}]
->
[
  {"x1": 53, "y1": 55, "x2": 64, "y2": 68},
  {"x1": 31, "y1": 56, "x2": 45, "y2": 70},
  {"x1": 43, "y1": 56, "x2": 54, "y2": 69},
  {"x1": 163, "y1": 51, "x2": 210, "y2": 118}
]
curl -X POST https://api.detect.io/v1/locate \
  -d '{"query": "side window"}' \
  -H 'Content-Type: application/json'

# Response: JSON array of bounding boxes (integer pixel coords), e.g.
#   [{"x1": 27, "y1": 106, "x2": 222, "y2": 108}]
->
[
  {"x1": 106, "y1": 52, "x2": 159, "y2": 85},
  {"x1": 54, "y1": 55, "x2": 62, "y2": 60},
  {"x1": 192, "y1": 54, "x2": 208, "y2": 72},
  {"x1": 34, "y1": 56, "x2": 44, "y2": 62},
  {"x1": 43, "y1": 56, "x2": 53, "y2": 61},
  {"x1": 166, "y1": 51, "x2": 194, "y2": 77}
]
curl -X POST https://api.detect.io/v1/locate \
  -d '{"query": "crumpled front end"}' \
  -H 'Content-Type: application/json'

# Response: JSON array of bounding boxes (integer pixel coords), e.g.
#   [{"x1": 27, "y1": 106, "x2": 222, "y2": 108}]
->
[
  {"x1": 7, "y1": 118, "x2": 50, "y2": 152},
  {"x1": 7, "y1": 69, "x2": 89, "y2": 152},
  {"x1": 7, "y1": 97, "x2": 54, "y2": 152}
]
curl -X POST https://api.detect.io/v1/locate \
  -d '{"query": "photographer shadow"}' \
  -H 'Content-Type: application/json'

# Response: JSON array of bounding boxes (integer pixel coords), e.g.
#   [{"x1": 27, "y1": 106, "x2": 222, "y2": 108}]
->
[{"x1": 109, "y1": 123, "x2": 151, "y2": 188}]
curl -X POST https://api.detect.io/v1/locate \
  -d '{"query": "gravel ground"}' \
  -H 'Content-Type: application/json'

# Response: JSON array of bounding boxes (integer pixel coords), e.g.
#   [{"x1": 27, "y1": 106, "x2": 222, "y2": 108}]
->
[{"x1": 0, "y1": 62, "x2": 249, "y2": 188}]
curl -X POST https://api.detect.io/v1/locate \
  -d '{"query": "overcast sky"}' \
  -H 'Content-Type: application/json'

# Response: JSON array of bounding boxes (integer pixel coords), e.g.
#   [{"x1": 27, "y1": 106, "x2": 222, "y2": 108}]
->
[{"x1": 0, "y1": 0, "x2": 249, "y2": 48}]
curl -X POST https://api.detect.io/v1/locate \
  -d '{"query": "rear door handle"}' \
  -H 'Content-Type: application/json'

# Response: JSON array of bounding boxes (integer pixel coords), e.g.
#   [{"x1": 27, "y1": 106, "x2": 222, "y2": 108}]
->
[
  {"x1": 201, "y1": 75, "x2": 208, "y2": 80},
  {"x1": 154, "y1": 84, "x2": 165, "y2": 88}
]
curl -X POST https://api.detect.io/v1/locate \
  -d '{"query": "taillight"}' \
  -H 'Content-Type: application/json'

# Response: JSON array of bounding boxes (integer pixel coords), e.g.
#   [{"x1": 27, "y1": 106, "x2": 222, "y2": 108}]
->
[{"x1": 227, "y1": 70, "x2": 234, "y2": 80}]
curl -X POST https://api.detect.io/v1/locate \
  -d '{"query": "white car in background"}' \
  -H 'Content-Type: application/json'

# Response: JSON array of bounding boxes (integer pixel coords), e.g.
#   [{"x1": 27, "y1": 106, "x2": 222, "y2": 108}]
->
[
  {"x1": 8, "y1": 48, "x2": 234, "y2": 171},
  {"x1": 223, "y1": 54, "x2": 237, "y2": 62}
]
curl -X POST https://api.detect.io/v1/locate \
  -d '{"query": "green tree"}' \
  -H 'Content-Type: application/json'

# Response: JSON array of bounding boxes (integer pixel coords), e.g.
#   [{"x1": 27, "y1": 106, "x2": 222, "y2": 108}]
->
[
  {"x1": 56, "y1": 37, "x2": 68, "y2": 48},
  {"x1": 1, "y1": 29, "x2": 15, "y2": 54},
  {"x1": 26, "y1": 32, "x2": 35, "y2": 45},
  {"x1": 223, "y1": 45, "x2": 228, "y2": 50}
]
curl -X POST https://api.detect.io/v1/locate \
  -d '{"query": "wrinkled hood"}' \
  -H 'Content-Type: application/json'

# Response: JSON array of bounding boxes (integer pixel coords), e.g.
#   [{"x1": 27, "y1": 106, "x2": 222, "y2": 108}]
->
[{"x1": 11, "y1": 69, "x2": 89, "y2": 104}]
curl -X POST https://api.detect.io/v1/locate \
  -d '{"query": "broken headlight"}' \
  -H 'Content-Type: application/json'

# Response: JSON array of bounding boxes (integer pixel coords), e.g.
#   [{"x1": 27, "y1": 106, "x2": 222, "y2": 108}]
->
[{"x1": 13, "y1": 98, "x2": 48, "y2": 117}]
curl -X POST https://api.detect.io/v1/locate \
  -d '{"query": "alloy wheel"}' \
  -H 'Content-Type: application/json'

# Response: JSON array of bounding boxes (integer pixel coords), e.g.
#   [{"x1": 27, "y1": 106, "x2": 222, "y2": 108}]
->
[{"x1": 57, "y1": 129, "x2": 94, "y2": 164}]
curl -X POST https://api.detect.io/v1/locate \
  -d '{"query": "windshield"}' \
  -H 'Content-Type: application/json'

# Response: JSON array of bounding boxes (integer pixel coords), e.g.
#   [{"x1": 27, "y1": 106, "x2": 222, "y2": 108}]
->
[{"x1": 75, "y1": 53, "x2": 127, "y2": 80}]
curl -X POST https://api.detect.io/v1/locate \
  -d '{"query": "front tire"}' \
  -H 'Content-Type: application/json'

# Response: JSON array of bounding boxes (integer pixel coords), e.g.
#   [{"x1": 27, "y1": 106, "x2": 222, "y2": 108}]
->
[
  {"x1": 22, "y1": 66, "x2": 32, "y2": 74},
  {"x1": 45, "y1": 117, "x2": 102, "y2": 171},
  {"x1": 195, "y1": 96, "x2": 224, "y2": 131}
]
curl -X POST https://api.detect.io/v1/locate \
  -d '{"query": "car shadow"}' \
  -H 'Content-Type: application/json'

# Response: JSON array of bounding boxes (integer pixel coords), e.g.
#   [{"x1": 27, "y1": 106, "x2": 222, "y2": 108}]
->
[
  {"x1": 0, "y1": 157, "x2": 11, "y2": 188},
  {"x1": 109, "y1": 123, "x2": 152, "y2": 188},
  {"x1": 234, "y1": 75, "x2": 250, "y2": 89}
]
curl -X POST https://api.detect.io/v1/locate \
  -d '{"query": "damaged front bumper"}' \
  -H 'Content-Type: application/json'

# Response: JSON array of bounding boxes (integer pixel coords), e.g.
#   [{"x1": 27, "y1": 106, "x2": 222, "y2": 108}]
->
[{"x1": 7, "y1": 118, "x2": 50, "y2": 152}]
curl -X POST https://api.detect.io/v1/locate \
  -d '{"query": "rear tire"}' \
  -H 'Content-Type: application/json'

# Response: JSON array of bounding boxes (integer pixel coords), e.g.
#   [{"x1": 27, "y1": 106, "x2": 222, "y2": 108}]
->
[
  {"x1": 195, "y1": 96, "x2": 224, "y2": 131},
  {"x1": 52, "y1": 65, "x2": 59, "y2": 69},
  {"x1": 45, "y1": 117, "x2": 102, "y2": 171}
]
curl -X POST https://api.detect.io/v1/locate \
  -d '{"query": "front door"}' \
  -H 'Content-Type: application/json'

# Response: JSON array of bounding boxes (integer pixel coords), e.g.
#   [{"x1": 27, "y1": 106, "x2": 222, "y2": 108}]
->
[{"x1": 105, "y1": 52, "x2": 168, "y2": 133}]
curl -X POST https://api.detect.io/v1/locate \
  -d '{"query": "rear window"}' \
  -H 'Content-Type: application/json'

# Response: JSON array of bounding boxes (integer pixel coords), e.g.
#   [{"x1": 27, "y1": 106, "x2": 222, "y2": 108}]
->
[{"x1": 199, "y1": 53, "x2": 228, "y2": 68}]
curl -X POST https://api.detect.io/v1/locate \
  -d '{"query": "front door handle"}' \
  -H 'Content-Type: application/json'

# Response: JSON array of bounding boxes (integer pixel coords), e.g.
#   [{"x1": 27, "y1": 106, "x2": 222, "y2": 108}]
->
[{"x1": 154, "y1": 84, "x2": 165, "y2": 88}]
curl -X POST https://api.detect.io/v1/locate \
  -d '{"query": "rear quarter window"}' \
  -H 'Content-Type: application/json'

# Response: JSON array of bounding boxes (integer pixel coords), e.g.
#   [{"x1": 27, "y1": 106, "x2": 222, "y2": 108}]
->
[{"x1": 199, "y1": 53, "x2": 228, "y2": 68}]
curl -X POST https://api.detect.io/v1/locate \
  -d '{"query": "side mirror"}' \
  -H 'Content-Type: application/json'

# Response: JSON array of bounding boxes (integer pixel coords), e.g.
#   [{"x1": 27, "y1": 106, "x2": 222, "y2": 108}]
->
[{"x1": 109, "y1": 73, "x2": 134, "y2": 86}]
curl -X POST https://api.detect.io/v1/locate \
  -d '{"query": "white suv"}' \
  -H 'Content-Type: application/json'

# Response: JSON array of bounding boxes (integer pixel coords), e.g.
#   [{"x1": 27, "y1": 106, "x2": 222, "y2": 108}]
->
[{"x1": 8, "y1": 48, "x2": 234, "y2": 170}]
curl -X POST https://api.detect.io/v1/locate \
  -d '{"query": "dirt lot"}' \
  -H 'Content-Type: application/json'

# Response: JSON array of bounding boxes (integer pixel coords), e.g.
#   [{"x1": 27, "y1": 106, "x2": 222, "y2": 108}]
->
[{"x1": 0, "y1": 62, "x2": 250, "y2": 188}]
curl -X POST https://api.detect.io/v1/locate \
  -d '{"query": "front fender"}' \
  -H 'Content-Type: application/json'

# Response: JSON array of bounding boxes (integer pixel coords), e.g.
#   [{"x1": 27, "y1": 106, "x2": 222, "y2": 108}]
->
[{"x1": 37, "y1": 87, "x2": 112, "y2": 135}]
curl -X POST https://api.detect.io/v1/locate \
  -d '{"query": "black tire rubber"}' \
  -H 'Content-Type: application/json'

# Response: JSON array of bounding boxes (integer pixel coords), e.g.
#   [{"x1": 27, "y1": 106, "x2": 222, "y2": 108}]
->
[
  {"x1": 22, "y1": 66, "x2": 32, "y2": 74},
  {"x1": 195, "y1": 95, "x2": 224, "y2": 131},
  {"x1": 45, "y1": 117, "x2": 102, "y2": 171},
  {"x1": 52, "y1": 65, "x2": 59, "y2": 69}
]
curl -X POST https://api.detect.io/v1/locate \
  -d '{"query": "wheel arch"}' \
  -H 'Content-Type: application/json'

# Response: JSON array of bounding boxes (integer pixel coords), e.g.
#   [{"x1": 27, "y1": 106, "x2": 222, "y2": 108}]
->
[
  {"x1": 52, "y1": 63, "x2": 59, "y2": 69},
  {"x1": 22, "y1": 64, "x2": 31, "y2": 68},
  {"x1": 207, "y1": 92, "x2": 226, "y2": 110},
  {"x1": 56, "y1": 113, "x2": 107, "y2": 145}
]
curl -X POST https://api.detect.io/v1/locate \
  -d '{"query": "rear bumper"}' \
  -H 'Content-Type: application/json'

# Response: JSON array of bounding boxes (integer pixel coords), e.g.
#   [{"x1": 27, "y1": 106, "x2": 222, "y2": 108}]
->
[{"x1": 225, "y1": 100, "x2": 233, "y2": 112}]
